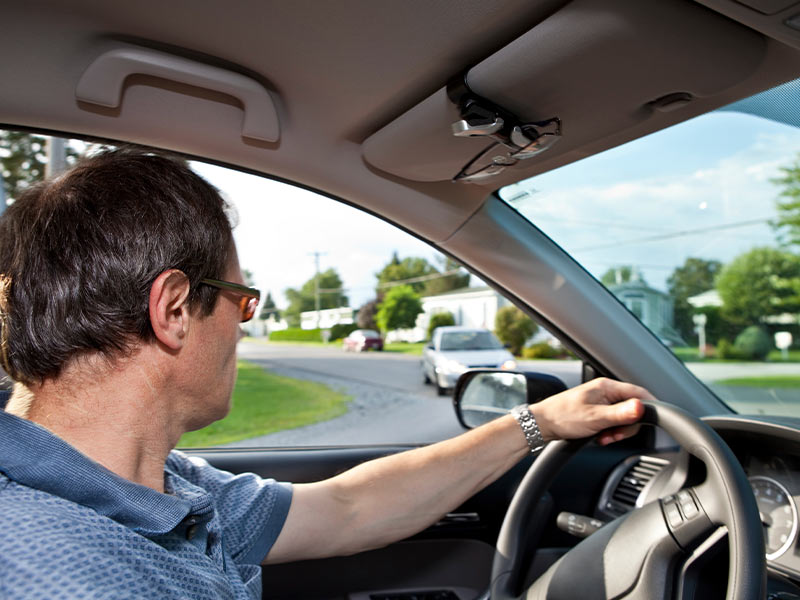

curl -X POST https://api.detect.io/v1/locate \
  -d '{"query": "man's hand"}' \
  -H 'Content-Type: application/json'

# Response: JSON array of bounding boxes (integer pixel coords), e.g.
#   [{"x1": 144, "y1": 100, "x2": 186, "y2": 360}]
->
[{"x1": 530, "y1": 378, "x2": 649, "y2": 446}]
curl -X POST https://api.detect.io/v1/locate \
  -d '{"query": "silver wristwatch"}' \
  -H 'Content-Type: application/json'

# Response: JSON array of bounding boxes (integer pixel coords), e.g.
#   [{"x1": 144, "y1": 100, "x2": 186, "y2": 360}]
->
[{"x1": 511, "y1": 404, "x2": 546, "y2": 455}]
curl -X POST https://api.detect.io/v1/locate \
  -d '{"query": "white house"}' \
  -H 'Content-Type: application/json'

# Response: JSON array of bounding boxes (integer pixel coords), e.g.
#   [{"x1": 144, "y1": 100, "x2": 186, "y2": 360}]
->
[
  {"x1": 300, "y1": 306, "x2": 355, "y2": 330},
  {"x1": 386, "y1": 286, "x2": 512, "y2": 343}
]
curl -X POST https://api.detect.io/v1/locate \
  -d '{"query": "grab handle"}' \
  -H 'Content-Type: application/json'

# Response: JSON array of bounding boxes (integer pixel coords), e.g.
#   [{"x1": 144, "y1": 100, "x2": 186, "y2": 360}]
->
[{"x1": 76, "y1": 45, "x2": 279, "y2": 142}]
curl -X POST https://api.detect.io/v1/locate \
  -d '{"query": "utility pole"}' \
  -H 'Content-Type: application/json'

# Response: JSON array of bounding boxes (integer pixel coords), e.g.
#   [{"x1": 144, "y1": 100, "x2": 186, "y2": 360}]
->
[
  {"x1": 45, "y1": 137, "x2": 68, "y2": 178},
  {"x1": 309, "y1": 251, "x2": 327, "y2": 328}
]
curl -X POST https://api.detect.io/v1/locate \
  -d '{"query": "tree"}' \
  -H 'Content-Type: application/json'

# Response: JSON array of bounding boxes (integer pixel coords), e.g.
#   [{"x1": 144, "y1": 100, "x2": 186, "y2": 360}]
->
[
  {"x1": 0, "y1": 132, "x2": 80, "y2": 200},
  {"x1": 258, "y1": 292, "x2": 280, "y2": 320},
  {"x1": 427, "y1": 311, "x2": 456, "y2": 339},
  {"x1": 375, "y1": 252, "x2": 437, "y2": 294},
  {"x1": 284, "y1": 268, "x2": 348, "y2": 327},
  {"x1": 494, "y1": 305, "x2": 538, "y2": 356},
  {"x1": 376, "y1": 285, "x2": 422, "y2": 332},
  {"x1": 666, "y1": 258, "x2": 723, "y2": 343},
  {"x1": 716, "y1": 247, "x2": 800, "y2": 326},
  {"x1": 600, "y1": 266, "x2": 647, "y2": 287},
  {"x1": 422, "y1": 257, "x2": 470, "y2": 296},
  {"x1": 772, "y1": 156, "x2": 800, "y2": 248},
  {"x1": 356, "y1": 299, "x2": 379, "y2": 330}
]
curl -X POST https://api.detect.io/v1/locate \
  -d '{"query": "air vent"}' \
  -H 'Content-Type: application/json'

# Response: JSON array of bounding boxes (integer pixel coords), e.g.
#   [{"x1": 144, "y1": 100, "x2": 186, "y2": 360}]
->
[{"x1": 605, "y1": 456, "x2": 667, "y2": 517}]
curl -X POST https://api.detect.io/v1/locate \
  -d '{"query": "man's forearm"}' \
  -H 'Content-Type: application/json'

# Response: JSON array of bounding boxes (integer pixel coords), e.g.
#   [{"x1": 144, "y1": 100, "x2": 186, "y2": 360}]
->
[
  {"x1": 265, "y1": 413, "x2": 528, "y2": 563},
  {"x1": 264, "y1": 378, "x2": 648, "y2": 564}
]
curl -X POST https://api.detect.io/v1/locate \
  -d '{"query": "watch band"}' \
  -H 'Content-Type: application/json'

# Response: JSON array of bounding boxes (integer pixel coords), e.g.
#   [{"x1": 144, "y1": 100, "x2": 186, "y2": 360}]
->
[{"x1": 511, "y1": 404, "x2": 546, "y2": 454}]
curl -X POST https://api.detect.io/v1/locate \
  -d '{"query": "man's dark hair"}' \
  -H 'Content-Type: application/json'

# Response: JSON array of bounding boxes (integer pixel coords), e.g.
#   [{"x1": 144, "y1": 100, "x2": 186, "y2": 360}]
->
[{"x1": 0, "y1": 148, "x2": 233, "y2": 385}]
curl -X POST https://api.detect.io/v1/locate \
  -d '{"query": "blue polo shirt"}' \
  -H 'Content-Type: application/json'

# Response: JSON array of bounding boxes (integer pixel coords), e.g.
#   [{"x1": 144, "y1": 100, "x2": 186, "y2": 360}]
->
[{"x1": 0, "y1": 410, "x2": 292, "y2": 599}]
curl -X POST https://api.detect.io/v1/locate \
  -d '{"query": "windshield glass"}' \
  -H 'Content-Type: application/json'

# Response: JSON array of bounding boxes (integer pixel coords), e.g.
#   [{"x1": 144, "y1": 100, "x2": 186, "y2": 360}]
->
[
  {"x1": 440, "y1": 331, "x2": 503, "y2": 351},
  {"x1": 498, "y1": 79, "x2": 800, "y2": 418}
]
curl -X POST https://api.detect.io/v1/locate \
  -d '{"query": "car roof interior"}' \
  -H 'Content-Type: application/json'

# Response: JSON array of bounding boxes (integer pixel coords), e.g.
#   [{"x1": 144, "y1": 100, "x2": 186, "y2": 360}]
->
[{"x1": 3, "y1": 0, "x2": 800, "y2": 414}]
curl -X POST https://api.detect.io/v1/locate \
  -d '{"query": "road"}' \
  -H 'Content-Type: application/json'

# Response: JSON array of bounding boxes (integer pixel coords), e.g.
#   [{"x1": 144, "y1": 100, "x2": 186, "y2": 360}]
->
[
  {"x1": 231, "y1": 342, "x2": 799, "y2": 446},
  {"x1": 233, "y1": 342, "x2": 582, "y2": 447}
]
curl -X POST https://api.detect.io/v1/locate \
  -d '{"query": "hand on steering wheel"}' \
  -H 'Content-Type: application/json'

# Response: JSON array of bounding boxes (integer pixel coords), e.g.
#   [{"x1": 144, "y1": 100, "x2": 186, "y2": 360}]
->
[{"x1": 490, "y1": 401, "x2": 765, "y2": 600}]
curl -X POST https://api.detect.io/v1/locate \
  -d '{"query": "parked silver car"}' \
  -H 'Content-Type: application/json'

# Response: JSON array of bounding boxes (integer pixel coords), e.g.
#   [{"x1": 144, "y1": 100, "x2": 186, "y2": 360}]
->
[{"x1": 422, "y1": 326, "x2": 516, "y2": 395}]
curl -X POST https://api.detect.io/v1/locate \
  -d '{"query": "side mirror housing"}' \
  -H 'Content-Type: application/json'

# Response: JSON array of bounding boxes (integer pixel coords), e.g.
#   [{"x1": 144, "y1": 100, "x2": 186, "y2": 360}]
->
[{"x1": 452, "y1": 369, "x2": 567, "y2": 429}]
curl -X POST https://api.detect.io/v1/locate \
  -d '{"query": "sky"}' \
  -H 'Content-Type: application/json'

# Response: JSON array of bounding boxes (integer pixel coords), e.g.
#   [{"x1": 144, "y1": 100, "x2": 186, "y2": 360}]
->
[
  {"x1": 500, "y1": 111, "x2": 800, "y2": 292},
  {"x1": 191, "y1": 163, "x2": 447, "y2": 309},
  {"x1": 190, "y1": 105, "x2": 800, "y2": 311}
]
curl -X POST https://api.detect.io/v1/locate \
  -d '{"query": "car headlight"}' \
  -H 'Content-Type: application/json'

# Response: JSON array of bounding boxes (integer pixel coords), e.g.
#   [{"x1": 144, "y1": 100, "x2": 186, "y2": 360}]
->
[
  {"x1": 501, "y1": 359, "x2": 517, "y2": 370},
  {"x1": 440, "y1": 359, "x2": 468, "y2": 374}
]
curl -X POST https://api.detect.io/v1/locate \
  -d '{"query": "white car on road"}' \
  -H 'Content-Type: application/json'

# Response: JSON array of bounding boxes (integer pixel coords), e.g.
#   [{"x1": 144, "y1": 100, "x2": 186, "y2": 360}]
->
[{"x1": 422, "y1": 327, "x2": 517, "y2": 395}]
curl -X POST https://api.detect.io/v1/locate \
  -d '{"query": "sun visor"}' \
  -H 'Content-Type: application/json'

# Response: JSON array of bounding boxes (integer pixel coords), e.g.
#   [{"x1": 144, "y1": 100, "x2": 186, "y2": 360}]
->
[{"x1": 363, "y1": 0, "x2": 766, "y2": 183}]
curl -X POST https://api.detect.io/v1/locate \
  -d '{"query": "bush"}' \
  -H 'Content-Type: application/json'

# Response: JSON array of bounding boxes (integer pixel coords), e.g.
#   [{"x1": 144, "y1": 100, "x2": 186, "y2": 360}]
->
[
  {"x1": 269, "y1": 328, "x2": 323, "y2": 342},
  {"x1": 494, "y1": 306, "x2": 538, "y2": 356},
  {"x1": 522, "y1": 342, "x2": 560, "y2": 359},
  {"x1": 329, "y1": 323, "x2": 359, "y2": 341},
  {"x1": 427, "y1": 312, "x2": 456, "y2": 339},
  {"x1": 734, "y1": 326, "x2": 773, "y2": 361}
]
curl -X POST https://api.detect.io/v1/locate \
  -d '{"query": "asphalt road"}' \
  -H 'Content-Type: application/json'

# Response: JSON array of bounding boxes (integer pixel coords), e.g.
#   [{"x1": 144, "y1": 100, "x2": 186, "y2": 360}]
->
[
  {"x1": 233, "y1": 342, "x2": 582, "y2": 447},
  {"x1": 231, "y1": 341, "x2": 800, "y2": 446}
]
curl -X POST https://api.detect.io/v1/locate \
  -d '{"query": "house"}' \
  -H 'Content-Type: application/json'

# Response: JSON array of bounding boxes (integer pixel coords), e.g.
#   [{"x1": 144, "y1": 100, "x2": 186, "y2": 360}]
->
[
  {"x1": 607, "y1": 280, "x2": 684, "y2": 346},
  {"x1": 387, "y1": 286, "x2": 522, "y2": 342}
]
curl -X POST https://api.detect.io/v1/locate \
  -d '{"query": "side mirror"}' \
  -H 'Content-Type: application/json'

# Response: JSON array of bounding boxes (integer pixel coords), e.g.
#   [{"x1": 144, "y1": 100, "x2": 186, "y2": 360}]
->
[{"x1": 452, "y1": 369, "x2": 567, "y2": 429}]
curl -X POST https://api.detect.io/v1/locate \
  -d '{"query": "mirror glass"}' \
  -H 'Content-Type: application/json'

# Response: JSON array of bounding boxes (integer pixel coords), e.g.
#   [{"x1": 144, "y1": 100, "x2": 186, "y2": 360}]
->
[{"x1": 460, "y1": 372, "x2": 527, "y2": 428}]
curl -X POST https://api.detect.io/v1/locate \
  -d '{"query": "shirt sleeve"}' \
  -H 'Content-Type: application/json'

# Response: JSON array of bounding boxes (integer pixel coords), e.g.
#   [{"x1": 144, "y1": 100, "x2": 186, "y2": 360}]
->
[{"x1": 166, "y1": 450, "x2": 293, "y2": 565}]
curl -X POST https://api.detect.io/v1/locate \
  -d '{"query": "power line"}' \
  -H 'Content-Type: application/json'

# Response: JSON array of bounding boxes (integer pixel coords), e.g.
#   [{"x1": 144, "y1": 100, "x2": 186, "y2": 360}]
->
[{"x1": 571, "y1": 217, "x2": 772, "y2": 252}]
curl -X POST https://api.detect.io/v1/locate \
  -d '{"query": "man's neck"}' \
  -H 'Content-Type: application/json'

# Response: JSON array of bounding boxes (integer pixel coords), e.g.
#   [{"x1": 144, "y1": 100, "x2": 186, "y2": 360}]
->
[{"x1": 6, "y1": 351, "x2": 184, "y2": 493}]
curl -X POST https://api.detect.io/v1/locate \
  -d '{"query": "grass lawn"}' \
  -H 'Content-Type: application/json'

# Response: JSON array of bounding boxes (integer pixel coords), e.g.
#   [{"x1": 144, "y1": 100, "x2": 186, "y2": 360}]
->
[
  {"x1": 383, "y1": 342, "x2": 425, "y2": 355},
  {"x1": 671, "y1": 346, "x2": 800, "y2": 363},
  {"x1": 178, "y1": 360, "x2": 350, "y2": 447},
  {"x1": 242, "y1": 336, "x2": 426, "y2": 356},
  {"x1": 714, "y1": 375, "x2": 800, "y2": 388}
]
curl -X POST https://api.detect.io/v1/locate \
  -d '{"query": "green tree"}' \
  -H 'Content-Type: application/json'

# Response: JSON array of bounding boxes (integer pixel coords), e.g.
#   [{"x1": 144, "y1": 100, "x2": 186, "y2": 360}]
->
[
  {"x1": 258, "y1": 291, "x2": 280, "y2": 320},
  {"x1": 427, "y1": 311, "x2": 456, "y2": 339},
  {"x1": 284, "y1": 268, "x2": 348, "y2": 327},
  {"x1": 666, "y1": 258, "x2": 723, "y2": 343},
  {"x1": 422, "y1": 257, "x2": 471, "y2": 296},
  {"x1": 376, "y1": 285, "x2": 422, "y2": 332},
  {"x1": 773, "y1": 156, "x2": 800, "y2": 248},
  {"x1": 716, "y1": 247, "x2": 800, "y2": 326},
  {"x1": 0, "y1": 132, "x2": 80, "y2": 200},
  {"x1": 375, "y1": 252, "x2": 437, "y2": 294},
  {"x1": 494, "y1": 305, "x2": 538, "y2": 356},
  {"x1": 600, "y1": 265, "x2": 646, "y2": 286}
]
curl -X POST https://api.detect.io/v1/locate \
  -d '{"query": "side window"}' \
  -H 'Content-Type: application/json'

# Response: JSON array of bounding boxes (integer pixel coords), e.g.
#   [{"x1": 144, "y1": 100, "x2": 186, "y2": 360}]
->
[
  {"x1": 180, "y1": 163, "x2": 583, "y2": 448},
  {"x1": 0, "y1": 132, "x2": 581, "y2": 448}
]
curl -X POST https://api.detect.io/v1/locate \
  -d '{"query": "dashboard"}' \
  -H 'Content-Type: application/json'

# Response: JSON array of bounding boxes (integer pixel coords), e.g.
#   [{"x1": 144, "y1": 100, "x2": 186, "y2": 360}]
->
[{"x1": 593, "y1": 415, "x2": 800, "y2": 597}]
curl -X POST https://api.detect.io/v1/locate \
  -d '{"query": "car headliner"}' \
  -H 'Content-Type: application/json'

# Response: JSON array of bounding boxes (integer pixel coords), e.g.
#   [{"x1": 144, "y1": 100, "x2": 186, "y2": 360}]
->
[{"x1": 2, "y1": 0, "x2": 800, "y2": 416}]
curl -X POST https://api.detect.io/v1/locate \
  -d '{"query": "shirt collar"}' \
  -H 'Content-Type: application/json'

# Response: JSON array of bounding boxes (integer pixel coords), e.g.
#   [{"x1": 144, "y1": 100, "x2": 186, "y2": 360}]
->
[{"x1": 0, "y1": 410, "x2": 212, "y2": 536}]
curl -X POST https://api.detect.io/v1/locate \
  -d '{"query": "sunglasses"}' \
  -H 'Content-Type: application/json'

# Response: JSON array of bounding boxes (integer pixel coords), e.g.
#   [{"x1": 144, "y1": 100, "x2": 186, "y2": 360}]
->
[{"x1": 200, "y1": 278, "x2": 261, "y2": 323}]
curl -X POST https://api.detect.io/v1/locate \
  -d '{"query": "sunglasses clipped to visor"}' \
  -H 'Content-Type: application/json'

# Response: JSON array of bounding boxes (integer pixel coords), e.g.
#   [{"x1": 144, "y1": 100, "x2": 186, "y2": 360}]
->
[{"x1": 200, "y1": 278, "x2": 261, "y2": 322}]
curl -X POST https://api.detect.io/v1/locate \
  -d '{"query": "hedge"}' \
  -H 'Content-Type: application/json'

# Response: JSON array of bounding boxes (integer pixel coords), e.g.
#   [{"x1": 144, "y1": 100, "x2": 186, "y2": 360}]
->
[{"x1": 269, "y1": 328, "x2": 323, "y2": 342}]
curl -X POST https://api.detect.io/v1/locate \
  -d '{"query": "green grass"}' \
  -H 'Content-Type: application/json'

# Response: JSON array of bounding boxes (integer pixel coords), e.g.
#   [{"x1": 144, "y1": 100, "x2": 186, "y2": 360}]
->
[
  {"x1": 383, "y1": 342, "x2": 425, "y2": 355},
  {"x1": 714, "y1": 375, "x2": 800, "y2": 388},
  {"x1": 178, "y1": 360, "x2": 350, "y2": 447},
  {"x1": 242, "y1": 336, "x2": 427, "y2": 355},
  {"x1": 670, "y1": 346, "x2": 800, "y2": 363}
]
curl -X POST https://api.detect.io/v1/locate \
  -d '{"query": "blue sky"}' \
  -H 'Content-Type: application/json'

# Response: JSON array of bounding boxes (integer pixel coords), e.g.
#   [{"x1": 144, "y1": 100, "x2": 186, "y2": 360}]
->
[
  {"x1": 194, "y1": 105, "x2": 800, "y2": 310},
  {"x1": 501, "y1": 111, "x2": 800, "y2": 292}
]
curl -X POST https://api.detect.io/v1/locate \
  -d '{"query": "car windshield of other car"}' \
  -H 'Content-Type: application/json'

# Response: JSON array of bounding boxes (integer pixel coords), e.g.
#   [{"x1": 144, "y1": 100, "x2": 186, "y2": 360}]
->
[
  {"x1": 440, "y1": 331, "x2": 504, "y2": 351},
  {"x1": 498, "y1": 78, "x2": 800, "y2": 418}
]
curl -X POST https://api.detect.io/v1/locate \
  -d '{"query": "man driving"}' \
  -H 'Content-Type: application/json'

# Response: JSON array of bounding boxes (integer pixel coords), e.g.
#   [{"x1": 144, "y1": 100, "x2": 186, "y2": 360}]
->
[{"x1": 0, "y1": 149, "x2": 647, "y2": 598}]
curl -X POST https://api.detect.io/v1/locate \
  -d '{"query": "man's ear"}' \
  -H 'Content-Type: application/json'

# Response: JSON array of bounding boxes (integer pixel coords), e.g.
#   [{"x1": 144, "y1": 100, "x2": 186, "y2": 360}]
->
[{"x1": 149, "y1": 269, "x2": 192, "y2": 350}]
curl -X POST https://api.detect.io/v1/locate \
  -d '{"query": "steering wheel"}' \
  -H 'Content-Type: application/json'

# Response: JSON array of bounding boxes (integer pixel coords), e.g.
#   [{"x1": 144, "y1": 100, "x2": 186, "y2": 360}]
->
[{"x1": 489, "y1": 400, "x2": 765, "y2": 600}]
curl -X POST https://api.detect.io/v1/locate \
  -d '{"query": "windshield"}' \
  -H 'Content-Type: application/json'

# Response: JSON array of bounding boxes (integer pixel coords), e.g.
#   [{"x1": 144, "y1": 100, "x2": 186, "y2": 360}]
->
[
  {"x1": 440, "y1": 331, "x2": 504, "y2": 351},
  {"x1": 499, "y1": 79, "x2": 800, "y2": 418}
]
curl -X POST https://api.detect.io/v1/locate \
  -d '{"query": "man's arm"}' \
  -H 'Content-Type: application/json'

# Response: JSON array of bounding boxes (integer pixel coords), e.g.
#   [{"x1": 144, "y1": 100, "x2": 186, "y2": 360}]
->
[{"x1": 264, "y1": 378, "x2": 649, "y2": 564}]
